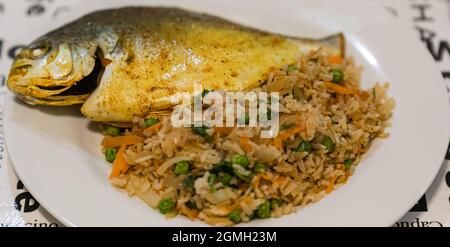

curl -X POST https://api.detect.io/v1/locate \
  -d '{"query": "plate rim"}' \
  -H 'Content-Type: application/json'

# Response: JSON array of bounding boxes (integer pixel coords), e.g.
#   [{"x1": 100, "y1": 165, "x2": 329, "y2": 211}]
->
[{"x1": 3, "y1": 0, "x2": 450, "y2": 227}]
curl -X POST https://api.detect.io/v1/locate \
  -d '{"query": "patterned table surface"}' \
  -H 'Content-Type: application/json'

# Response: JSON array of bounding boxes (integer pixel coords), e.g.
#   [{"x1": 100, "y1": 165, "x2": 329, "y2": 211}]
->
[{"x1": 0, "y1": 0, "x2": 449, "y2": 227}]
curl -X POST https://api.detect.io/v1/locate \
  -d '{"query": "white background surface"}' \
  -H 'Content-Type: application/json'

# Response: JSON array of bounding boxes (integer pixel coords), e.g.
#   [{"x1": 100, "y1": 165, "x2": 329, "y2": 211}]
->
[{"x1": 0, "y1": 0, "x2": 448, "y2": 227}]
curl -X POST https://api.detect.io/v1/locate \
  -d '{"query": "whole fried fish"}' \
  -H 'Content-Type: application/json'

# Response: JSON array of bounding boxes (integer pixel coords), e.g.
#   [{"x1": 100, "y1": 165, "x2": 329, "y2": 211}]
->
[{"x1": 7, "y1": 7, "x2": 344, "y2": 123}]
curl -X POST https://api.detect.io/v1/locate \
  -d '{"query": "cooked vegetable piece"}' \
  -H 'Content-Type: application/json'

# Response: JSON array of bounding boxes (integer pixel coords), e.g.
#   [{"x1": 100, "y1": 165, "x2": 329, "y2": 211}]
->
[
  {"x1": 105, "y1": 147, "x2": 117, "y2": 163},
  {"x1": 174, "y1": 161, "x2": 190, "y2": 176},
  {"x1": 159, "y1": 198, "x2": 176, "y2": 214},
  {"x1": 256, "y1": 200, "x2": 271, "y2": 218}
]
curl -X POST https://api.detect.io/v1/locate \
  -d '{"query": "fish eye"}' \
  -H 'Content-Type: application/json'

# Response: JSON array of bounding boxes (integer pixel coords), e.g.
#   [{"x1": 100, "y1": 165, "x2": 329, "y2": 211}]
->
[
  {"x1": 32, "y1": 48, "x2": 45, "y2": 58},
  {"x1": 29, "y1": 43, "x2": 50, "y2": 59}
]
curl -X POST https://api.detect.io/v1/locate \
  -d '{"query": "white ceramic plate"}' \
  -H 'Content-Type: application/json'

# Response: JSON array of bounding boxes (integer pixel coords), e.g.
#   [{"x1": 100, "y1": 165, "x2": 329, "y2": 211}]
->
[{"x1": 3, "y1": 0, "x2": 450, "y2": 226}]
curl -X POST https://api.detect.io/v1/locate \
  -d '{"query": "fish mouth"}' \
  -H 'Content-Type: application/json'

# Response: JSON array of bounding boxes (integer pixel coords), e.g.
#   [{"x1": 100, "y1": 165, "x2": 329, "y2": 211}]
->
[{"x1": 8, "y1": 50, "x2": 105, "y2": 106}]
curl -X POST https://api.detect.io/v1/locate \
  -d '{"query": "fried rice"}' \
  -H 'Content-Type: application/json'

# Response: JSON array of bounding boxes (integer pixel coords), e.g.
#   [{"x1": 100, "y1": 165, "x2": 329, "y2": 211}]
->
[{"x1": 101, "y1": 49, "x2": 395, "y2": 226}]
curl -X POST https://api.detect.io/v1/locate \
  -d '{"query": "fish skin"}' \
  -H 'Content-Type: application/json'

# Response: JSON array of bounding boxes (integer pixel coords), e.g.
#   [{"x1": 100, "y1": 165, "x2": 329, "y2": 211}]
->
[{"x1": 7, "y1": 7, "x2": 344, "y2": 123}]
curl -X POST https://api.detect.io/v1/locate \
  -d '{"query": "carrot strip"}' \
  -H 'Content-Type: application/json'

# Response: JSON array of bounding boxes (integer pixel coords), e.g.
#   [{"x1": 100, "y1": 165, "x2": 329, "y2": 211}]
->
[
  {"x1": 324, "y1": 82, "x2": 355, "y2": 95},
  {"x1": 109, "y1": 145, "x2": 128, "y2": 179},
  {"x1": 215, "y1": 127, "x2": 234, "y2": 135},
  {"x1": 358, "y1": 91, "x2": 370, "y2": 100},
  {"x1": 252, "y1": 175, "x2": 260, "y2": 189},
  {"x1": 144, "y1": 122, "x2": 162, "y2": 133},
  {"x1": 239, "y1": 137, "x2": 254, "y2": 153},
  {"x1": 273, "y1": 139, "x2": 283, "y2": 149},
  {"x1": 273, "y1": 125, "x2": 305, "y2": 149},
  {"x1": 241, "y1": 196, "x2": 253, "y2": 204},
  {"x1": 261, "y1": 172, "x2": 273, "y2": 181},
  {"x1": 328, "y1": 55, "x2": 343, "y2": 64},
  {"x1": 273, "y1": 176, "x2": 287, "y2": 186},
  {"x1": 102, "y1": 135, "x2": 143, "y2": 148},
  {"x1": 326, "y1": 176, "x2": 337, "y2": 194}
]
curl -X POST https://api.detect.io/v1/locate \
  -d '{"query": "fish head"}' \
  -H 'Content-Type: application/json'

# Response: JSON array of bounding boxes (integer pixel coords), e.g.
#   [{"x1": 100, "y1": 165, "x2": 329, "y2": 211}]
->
[{"x1": 7, "y1": 36, "x2": 99, "y2": 105}]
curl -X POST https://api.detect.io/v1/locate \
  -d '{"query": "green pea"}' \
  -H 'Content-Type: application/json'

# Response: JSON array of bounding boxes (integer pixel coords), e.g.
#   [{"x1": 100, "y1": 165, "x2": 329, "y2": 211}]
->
[
  {"x1": 322, "y1": 136, "x2": 336, "y2": 153},
  {"x1": 219, "y1": 173, "x2": 232, "y2": 186},
  {"x1": 256, "y1": 200, "x2": 271, "y2": 219},
  {"x1": 158, "y1": 198, "x2": 176, "y2": 214},
  {"x1": 144, "y1": 118, "x2": 160, "y2": 128},
  {"x1": 105, "y1": 147, "x2": 117, "y2": 163},
  {"x1": 270, "y1": 198, "x2": 283, "y2": 209},
  {"x1": 232, "y1": 154, "x2": 249, "y2": 167},
  {"x1": 105, "y1": 125, "x2": 121, "y2": 136},
  {"x1": 332, "y1": 68, "x2": 344, "y2": 84},
  {"x1": 344, "y1": 159, "x2": 353, "y2": 170},
  {"x1": 253, "y1": 163, "x2": 266, "y2": 174},
  {"x1": 295, "y1": 141, "x2": 312, "y2": 153},
  {"x1": 174, "y1": 161, "x2": 190, "y2": 176},
  {"x1": 228, "y1": 209, "x2": 242, "y2": 223}
]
